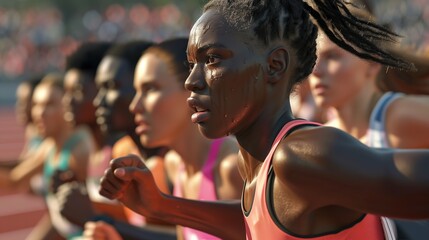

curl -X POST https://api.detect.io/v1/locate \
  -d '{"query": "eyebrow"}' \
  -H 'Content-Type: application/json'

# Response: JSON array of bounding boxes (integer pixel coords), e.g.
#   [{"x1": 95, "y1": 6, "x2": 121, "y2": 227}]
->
[{"x1": 187, "y1": 43, "x2": 228, "y2": 56}]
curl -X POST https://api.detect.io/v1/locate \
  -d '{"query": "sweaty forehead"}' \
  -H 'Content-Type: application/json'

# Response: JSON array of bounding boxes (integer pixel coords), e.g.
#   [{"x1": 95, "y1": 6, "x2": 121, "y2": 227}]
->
[{"x1": 188, "y1": 10, "x2": 243, "y2": 52}]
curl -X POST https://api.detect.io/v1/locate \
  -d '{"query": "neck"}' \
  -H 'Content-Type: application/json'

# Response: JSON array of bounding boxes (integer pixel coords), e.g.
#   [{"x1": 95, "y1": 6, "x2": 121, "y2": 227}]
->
[
  {"x1": 51, "y1": 123, "x2": 74, "y2": 151},
  {"x1": 236, "y1": 101, "x2": 294, "y2": 180},
  {"x1": 105, "y1": 131, "x2": 126, "y2": 146},
  {"x1": 329, "y1": 86, "x2": 381, "y2": 140},
  {"x1": 171, "y1": 123, "x2": 212, "y2": 176},
  {"x1": 88, "y1": 123, "x2": 106, "y2": 149}
]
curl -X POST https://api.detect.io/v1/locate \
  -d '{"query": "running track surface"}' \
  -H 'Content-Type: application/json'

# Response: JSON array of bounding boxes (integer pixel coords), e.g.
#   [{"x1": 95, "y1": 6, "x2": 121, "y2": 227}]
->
[{"x1": 0, "y1": 107, "x2": 47, "y2": 240}]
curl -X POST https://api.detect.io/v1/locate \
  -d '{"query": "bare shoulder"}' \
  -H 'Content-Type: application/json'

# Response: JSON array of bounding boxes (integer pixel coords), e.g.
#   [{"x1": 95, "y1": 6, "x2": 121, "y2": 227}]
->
[
  {"x1": 387, "y1": 94, "x2": 429, "y2": 121},
  {"x1": 385, "y1": 94, "x2": 429, "y2": 148},
  {"x1": 271, "y1": 125, "x2": 366, "y2": 185}
]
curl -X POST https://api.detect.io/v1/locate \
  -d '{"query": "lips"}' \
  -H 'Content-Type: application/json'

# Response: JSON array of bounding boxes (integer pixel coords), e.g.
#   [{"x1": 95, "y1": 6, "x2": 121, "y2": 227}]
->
[
  {"x1": 64, "y1": 111, "x2": 75, "y2": 122},
  {"x1": 34, "y1": 120, "x2": 47, "y2": 134},
  {"x1": 134, "y1": 116, "x2": 150, "y2": 135},
  {"x1": 312, "y1": 83, "x2": 329, "y2": 95},
  {"x1": 187, "y1": 97, "x2": 210, "y2": 123},
  {"x1": 95, "y1": 107, "x2": 110, "y2": 125}
]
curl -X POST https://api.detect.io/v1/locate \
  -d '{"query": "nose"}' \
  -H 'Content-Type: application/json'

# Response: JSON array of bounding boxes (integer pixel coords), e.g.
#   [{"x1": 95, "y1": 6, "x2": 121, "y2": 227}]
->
[
  {"x1": 312, "y1": 58, "x2": 324, "y2": 78},
  {"x1": 93, "y1": 89, "x2": 107, "y2": 108},
  {"x1": 129, "y1": 93, "x2": 143, "y2": 115},
  {"x1": 184, "y1": 65, "x2": 206, "y2": 92},
  {"x1": 62, "y1": 93, "x2": 72, "y2": 108},
  {"x1": 32, "y1": 104, "x2": 44, "y2": 122}
]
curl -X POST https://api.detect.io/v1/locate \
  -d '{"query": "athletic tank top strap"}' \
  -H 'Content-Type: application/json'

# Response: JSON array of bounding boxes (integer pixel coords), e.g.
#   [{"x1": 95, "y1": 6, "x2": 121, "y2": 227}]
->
[
  {"x1": 58, "y1": 132, "x2": 84, "y2": 168},
  {"x1": 367, "y1": 92, "x2": 403, "y2": 148},
  {"x1": 28, "y1": 135, "x2": 43, "y2": 150},
  {"x1": 200, "y1": 137, "x2": 224, "y2": 200},
  {"x1": 243, "y1": 119, "x2": 315, "y2": 216},
  {"x1": 243, "y1": 119, "x2": 385, "y2": 240}
]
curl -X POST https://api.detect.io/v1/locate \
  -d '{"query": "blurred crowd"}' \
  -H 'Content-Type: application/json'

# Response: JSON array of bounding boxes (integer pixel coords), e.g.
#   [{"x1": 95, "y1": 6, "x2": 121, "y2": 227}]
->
[
  {"x1": 0, "y1": 3, "x2": 194, "y2": 80},
  {"x1": 1, "y1": 1, "x2": 428, "y2": 82},
  {"x1": 369, "y1": 0, "x2": 429, "y2": 52}
]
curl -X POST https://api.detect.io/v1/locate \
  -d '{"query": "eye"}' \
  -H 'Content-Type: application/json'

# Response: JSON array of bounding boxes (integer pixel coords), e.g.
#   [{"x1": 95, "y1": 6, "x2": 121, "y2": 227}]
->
[
  {"x1": 206, "y1": 55, "x2": 220, "y2": 65},
  {"x1": 187, "y1": 61, "x2": 195, "y2": 73},
  {"x1": 325, "y1": 51, "x2": 340, "y2": 60},
  {"x1": 142, "y1": 84, "x2": 158, "y2": 94},
  {"x1": 107, "y1": 81, "x2": 116, "y2": 90}
]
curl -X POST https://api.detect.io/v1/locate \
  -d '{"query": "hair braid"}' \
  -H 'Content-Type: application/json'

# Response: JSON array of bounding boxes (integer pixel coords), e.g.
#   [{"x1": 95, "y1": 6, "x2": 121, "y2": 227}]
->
[
  {"x1": 278, "y1": 0, "x2": 318, "y2": 85},
  {"x1": 203, "y1": 0, "x2": 413, "y2": 91},
  {"x1": 303, "y1": 0, "x2": 414, "y2": 71}
]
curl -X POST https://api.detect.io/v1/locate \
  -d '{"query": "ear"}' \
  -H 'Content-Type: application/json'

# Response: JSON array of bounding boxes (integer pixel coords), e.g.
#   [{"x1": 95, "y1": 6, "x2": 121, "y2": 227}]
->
[
  {"x1": 266, "y1": 47, "x2": 289, "y2": 84},
  {"x1": 367, "y1": 61, "x2": 382, "y2": 80}
]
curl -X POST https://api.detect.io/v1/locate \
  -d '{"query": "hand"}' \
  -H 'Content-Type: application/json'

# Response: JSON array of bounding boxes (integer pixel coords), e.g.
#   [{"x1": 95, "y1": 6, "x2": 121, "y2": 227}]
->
[
  {"x1": 51, "y1": 169, "x2": 76, "y2": 193},
  {"x1": 56, "y1": 181, "x2": 95, "y2": 226},
  {"x1": 81, "y1": 221, "x2": 123, "y2": 240},
  {"x1": 99, "y1": 154, "x2": 163, "y2": 217}
]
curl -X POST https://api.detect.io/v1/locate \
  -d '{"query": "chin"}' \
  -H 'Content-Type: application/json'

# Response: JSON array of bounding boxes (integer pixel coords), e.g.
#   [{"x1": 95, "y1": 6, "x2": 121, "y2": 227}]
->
[
  {"x1": 198, "y1": 125, "x2": 230, "y2": 139},
  {"x1": 100, "y1": 125, "x2": 110, "y2": 134},
  {"x1": 139, "y1": 136, "x2": 153, "y2": 148}
]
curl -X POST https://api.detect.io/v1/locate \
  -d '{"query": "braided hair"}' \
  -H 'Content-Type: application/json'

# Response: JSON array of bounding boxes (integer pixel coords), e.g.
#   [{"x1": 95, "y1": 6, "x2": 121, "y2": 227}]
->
[{"x1": 203, "y1": 0, "x2": 414, "y2": 92}]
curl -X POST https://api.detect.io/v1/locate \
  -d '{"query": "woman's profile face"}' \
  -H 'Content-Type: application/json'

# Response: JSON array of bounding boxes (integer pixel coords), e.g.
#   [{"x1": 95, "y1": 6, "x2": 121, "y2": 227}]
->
[
  {"x1": 185, "y1": 9, "x2": 266, "y2": 138},
  {"x1": 309, "y1": 34, "x2": 377, "y2": 109},
  {"x1": 94, "y1": 56, "x2": 135, "y2": 133},
  {"x1": 130, "y1": 52, "x2": 190, "y2": 148},
  {"x1": 32, "y1": 84, "x2": 66, "y2": 138},
  {"x1": 63, "y1": 69, "x2": 98, "y2": 126}
]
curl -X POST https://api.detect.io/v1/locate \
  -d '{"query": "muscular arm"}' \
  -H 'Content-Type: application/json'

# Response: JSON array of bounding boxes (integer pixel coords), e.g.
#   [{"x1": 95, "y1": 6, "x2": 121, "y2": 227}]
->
[
  {"x1": 151, "y1": 195, "x2": 243, "y2": 240},
  {"x1": 274, "y1": 126, "x2": 429, "y2": 219},
  {"x1": 83, "y1": 219, "x2": 176, "y2": 240}
]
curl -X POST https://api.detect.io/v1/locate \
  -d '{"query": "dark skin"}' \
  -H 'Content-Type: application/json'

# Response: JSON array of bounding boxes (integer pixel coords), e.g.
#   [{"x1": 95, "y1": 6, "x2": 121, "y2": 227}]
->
[
  {"x1": 63, "y1": 69, "x2": 98, "y2": 128},
  {"x1": 58, "y1": 55, "x2": 173, "y2": 240},
  {"x1": 93, "y1": 56, "x2": 136, "y2": 135},
  {"x1": 57, "y1": 57, "x2": 136, "y2": 227},
  {"x1": 99, "y1": 10, "x2": 429, "y2": 240},
  {"x1": 93, "y1": 55, "x2": 164, "y2": 157}
]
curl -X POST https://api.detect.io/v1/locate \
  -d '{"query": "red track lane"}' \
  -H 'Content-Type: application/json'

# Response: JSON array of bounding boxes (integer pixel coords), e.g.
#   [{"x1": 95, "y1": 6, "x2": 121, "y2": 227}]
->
[{"x1": 0, "y1": 107, "x2": 47, "y2": 240}]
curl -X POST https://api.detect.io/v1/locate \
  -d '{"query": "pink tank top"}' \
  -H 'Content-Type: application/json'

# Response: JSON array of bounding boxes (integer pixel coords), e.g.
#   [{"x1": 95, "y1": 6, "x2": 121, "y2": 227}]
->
[
  {"x1": 243, "y1": 120, "x2": 385, "y2": 240},
  {"x1": 173, "y1": 138, "x2": 224, "y2": 240}
]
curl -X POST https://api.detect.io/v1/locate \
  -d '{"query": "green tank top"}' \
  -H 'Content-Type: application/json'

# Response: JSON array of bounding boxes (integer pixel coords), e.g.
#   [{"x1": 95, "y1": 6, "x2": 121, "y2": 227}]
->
[{"x1": 43, "y1": 131, "x2": 85, "y2": 195}]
